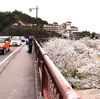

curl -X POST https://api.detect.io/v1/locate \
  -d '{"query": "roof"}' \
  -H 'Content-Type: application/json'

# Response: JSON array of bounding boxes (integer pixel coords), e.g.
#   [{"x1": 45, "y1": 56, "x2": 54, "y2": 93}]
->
[
  {"x1": 0, "y1": 36, "x2": 11, "y2": 38},
  {"x1": 71, "y1": 26, "x2": 76, "y2": 28},
  {"x1": 66, "y1": 21, "x2": 72, "y2": 23}
]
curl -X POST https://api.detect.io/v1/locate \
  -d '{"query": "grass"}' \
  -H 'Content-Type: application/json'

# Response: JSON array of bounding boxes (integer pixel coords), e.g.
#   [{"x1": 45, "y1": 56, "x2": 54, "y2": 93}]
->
[{"x1": 76, "y1": 73, "x2": 92, "y2": 80}]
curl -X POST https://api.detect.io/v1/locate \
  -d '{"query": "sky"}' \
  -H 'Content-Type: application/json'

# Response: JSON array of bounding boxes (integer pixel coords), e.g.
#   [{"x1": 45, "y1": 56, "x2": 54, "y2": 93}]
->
[{"x1": 1, "y1": 0, "x2": 100, "y2": 33}]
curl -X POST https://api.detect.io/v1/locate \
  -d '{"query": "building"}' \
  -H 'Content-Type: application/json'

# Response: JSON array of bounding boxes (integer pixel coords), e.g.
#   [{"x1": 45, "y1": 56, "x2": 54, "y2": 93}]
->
[
  {"x1": 73, "y1": 32, "x2": 83, "y2": 40},
  {"x1": 95, "y1": 34, "x2": 100, "y2": 39},
  {"x1": 43, "y1": 21, "x2": 84, "y2": 40},
  {"x1": 43, "y1": 22, "x2": 59, "y2": 33},
  {"x1": 59, "y1": 21, "x2": 79, "y2": 39}
]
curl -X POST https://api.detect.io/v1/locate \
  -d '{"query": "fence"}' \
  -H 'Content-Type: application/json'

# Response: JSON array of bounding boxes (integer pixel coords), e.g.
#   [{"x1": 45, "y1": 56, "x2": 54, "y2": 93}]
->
[{"x1": 34, "y1": 38, "x2": 83, "y2": 99}]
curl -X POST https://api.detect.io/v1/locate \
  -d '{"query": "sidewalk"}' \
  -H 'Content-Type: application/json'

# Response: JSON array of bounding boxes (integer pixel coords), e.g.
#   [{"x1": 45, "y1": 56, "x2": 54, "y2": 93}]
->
[{"x1": 0, "y1": 44, "x2": 43, "y2": 99}]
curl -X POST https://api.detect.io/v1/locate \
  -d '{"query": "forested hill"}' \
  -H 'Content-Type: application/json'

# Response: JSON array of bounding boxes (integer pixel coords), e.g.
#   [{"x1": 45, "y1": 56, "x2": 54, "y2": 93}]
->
[{"x1": 0, "y1": 10, "x2": 48, "y2": 36}]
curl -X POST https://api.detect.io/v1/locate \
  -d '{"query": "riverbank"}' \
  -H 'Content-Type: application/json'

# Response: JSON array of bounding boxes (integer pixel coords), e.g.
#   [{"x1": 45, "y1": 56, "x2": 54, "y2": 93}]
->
[{"x1": 77, "y1": 89, "x2": 100, "y2": 99}]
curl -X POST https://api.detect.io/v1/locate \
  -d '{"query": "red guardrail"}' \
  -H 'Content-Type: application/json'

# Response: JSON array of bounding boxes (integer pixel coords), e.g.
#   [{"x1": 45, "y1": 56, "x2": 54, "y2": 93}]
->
[{"x1": 34, "y1": 39, "x2": 83, "y2": 99}]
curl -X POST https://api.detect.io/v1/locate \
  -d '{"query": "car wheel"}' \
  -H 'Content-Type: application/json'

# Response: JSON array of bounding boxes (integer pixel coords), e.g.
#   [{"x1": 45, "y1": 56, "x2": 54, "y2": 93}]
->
[
  {"x1": 3, "y1": 49, "x2": 6, "y2": 55},
  {"x1": 8, "y1": 47, "x2": 10, "y2": 51}
]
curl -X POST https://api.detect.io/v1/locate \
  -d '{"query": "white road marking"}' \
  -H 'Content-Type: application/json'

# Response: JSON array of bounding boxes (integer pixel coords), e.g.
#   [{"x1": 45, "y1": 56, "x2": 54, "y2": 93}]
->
[
  {"x1": 16, "y1": 78, "x2": 24, "y2": 83},
  {"x1": 11, "y1": 89, "x2": 17, "y2": 95},
  {"x1": 0, "y1": 43, "x2": 24, "y2": 65},
  {"x1": 12, "y1": 89, "x2": 17, "y2": 94},
  {"x1": 8, "y1": 89, "x2": 18, "y2": 99}
]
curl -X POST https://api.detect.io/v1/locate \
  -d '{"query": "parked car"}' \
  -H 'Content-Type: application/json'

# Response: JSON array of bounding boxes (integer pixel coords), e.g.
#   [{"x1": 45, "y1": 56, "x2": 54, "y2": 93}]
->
[
  {"x1": 10, "y1": 36, "x2": 22, "y2": 46},
  {"x1": 21, "y1": 36, "x2": 25, "y2": 42},
  {"x1": 0, "y1": 36, "x2": 10, "y2": 54}
]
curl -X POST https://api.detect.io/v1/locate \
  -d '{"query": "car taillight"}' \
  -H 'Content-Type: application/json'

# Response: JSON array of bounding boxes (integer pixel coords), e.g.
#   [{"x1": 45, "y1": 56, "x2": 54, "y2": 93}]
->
[{"x1": 0, "y1": 46, "x2": 3, "y2": 50}]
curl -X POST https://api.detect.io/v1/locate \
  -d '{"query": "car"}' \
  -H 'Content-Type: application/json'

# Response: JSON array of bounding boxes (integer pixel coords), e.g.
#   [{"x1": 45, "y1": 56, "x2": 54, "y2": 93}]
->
[
  {"x1": 10, "y1": 36, "x2": 22, "y2": 46},
  {"x1": 0, "y1": 36, "x2": 11, "y2": 54},
  {"x1": 21, "y1": 36, "x2": 26, "y2": 42}
]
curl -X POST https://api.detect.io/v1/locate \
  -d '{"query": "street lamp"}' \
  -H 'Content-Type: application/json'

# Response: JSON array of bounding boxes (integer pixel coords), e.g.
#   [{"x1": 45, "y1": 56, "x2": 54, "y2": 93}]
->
[{"x1": 29, "y1": 6, "x2": 38, "y2": 40}]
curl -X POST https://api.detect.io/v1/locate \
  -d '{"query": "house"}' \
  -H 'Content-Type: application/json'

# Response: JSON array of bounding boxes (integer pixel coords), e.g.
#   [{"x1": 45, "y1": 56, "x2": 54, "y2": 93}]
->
[{"x1": 12, "y1": 20, "x2": 33, "y2": 27}]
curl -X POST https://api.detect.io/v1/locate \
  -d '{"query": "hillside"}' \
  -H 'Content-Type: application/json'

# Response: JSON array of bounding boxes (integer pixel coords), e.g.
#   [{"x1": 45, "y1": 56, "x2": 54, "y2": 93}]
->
[{"x1": 0, "y1": 10, "x2": 48, "y2": 36}]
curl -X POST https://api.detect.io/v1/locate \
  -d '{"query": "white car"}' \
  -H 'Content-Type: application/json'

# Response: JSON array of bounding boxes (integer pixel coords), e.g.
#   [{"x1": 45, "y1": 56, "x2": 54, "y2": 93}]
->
[
  {"x1": 21, "y1": 36, "x2": 26, "y2": 42},
  {"x1": 10, "y1": 36, "x2": 22, "y2": 46}
]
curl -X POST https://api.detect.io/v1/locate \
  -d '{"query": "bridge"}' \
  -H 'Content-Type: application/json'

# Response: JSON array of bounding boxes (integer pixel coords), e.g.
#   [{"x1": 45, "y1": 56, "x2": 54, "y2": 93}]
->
[{"x1": 0, "y1": 38, "x2": 83, "y2": 99}]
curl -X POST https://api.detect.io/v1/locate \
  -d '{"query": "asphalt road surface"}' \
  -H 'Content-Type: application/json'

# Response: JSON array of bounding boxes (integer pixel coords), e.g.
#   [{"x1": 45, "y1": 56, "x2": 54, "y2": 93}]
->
[{"x1": 0, "y1": 46, "x2": 17, "y2": 62}]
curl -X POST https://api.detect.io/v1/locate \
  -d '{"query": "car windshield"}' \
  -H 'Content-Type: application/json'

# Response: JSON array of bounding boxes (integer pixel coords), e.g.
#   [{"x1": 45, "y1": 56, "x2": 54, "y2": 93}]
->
[
  {"x1": 21, "y1": 36, "x2": 25, "y2": 39},
  {"x1": 0, "y1": 38, "x2": 5, "y2": 43},
  {"x1": 12, "y1": 36, "x2": 20, "y2": 40}
]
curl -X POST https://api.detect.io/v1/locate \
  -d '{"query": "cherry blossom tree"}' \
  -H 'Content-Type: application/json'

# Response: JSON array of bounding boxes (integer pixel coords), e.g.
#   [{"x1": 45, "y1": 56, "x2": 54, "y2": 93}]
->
[{"x1": 42, "y1": 37, "x2": 100, "y2": 89}]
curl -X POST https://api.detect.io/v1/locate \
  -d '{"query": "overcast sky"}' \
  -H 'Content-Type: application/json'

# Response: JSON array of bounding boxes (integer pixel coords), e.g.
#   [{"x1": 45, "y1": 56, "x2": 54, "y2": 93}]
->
[{"x1": 1, "y1": 0, "x2": 100, "y2": 33}]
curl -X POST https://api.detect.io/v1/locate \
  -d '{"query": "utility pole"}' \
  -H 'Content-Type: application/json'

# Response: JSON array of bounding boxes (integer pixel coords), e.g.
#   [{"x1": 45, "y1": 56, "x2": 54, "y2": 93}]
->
[{"x1": 29, "y1": 6, "x2": 38, "y2": 40}]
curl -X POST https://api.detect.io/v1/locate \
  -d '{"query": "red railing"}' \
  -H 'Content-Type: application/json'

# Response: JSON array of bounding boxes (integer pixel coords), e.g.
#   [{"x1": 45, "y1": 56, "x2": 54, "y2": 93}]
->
[{"x1": 34, "y1": 39, "x2": 83, "y2": 99}]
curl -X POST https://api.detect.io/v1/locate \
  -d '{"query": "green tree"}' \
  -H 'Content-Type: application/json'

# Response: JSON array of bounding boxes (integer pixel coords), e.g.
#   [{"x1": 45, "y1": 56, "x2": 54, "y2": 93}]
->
[
  {"x1": 81, "y1": 30, "x2": 90, "y2": 37},
  {"x1": 14, "y1": 15, "x2": 20, "y2": 22},
  {"x1": 0, "y1": 10, "x2": 48, "y2": 33},
  {"x1": 91, "y1": 32, "x2": 96, "y2": 39}
]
